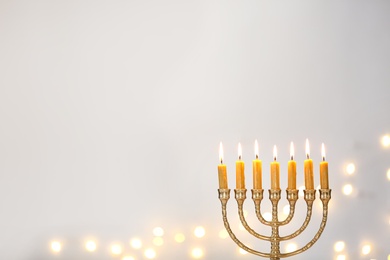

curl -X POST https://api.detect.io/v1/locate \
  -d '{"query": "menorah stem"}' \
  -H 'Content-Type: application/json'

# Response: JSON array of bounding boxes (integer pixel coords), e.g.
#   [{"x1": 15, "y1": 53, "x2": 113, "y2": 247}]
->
[{"x1": 269, "y1": 189, "x2": 281, "y2": 259}]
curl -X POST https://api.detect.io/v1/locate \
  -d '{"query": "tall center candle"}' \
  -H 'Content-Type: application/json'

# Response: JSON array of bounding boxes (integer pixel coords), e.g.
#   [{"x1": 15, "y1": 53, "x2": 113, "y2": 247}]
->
[
  {"x1": 270, "y1": 145, "x2": 280, "y2": 190},
  {"x1": 304, "y1": 139, "x2": 314, "y2": 190},
  {"x1": 236, "y1": 143, "x2": 245, "y2": 189},
  {"x1": 253, "y1": 140, "x2": 262, "y2": 189},
  {"x1": 288, "y1": 142, "x2": 297, "y2": 190}
]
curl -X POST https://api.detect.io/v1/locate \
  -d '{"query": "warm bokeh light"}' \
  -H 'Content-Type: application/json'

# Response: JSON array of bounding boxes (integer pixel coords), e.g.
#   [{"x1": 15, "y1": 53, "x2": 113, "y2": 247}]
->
[
  {"x1": 285, "y1": 243, "x2": 297, "y2": 252},
  {"x1": 239, "y1": 247, "x2": 248, "y2": 255},
  {"x1": 336, "y1": 254, "x2": 346, "y2": 260},
  {"x1": 388, "y1": 254, "x2": 390, "y2": 260},
  {"x1": 130, "y1": 238, "x2": 142, "y2": 249},
  {"x1": 243, "y1": 210, "x2": 249, "y2": 218},
  {"x1": 346, "y1": 163, "x2": 356, "y2": 175},
  {"x1": 122, "y1": 256, "x2": 135, "y2": 260},
  {"x1": 381, "y1": 134, "x2": 390, "y2": 147},
  {"x1": 194, "y1": 226, "x2": 206, "y2": 238},
  {"x1": 387, "y1": 169, "x2": 390, "y2": 181},
  {"x1": 263, "y1": 212, "x2": 272, "y2": 221},
  {"x1": 144, "y1": 248, "x2": 156, "y2": 259},
  {"x1": 342, "y1": 184, "x2": 353, "y2": 196},
  {"x1": 153, "y1": 237, "x2": 164, "y2": 246},
  {"x1": 85, "y1": 240, "x2": 97, "y2": 252},
  {"x1": 361, "y1": 244, "x2": 371, "y2": 255},
  {"x1": 153, "y1": 227, "x2": 164, "y2": 237},
  {"x1": 191, "y1": 247, "x2": 204, "y2": 259},
  {"x1": 218, "y1": 229, "x2": 229, "y2": 239},
  {"x1": 334, "y1": 241, "x2": 345, "y2": 252},
  {"x1": 238, "y1": 223, "x2": 245, "y2": 231},
  {"x1": 50, "y1": 241, "x2": 62, "y2": 253},
  {"x1": 111, "y1": 244, "x2": 122, "y2": 255},
  {"x1": 174, "y1": 233, "x2": 186, "y2": 243}
]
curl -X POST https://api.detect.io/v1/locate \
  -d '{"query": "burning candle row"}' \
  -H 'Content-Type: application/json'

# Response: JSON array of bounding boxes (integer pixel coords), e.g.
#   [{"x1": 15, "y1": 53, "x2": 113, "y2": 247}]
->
[{"x1": 217, "y1": 139, "x2": 329, "y2": 190}]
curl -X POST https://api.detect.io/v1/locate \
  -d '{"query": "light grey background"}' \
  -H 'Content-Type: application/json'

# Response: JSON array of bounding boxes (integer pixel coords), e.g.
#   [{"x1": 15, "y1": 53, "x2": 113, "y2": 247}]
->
[{"x1": 0, "y1": 0, "x2": 389, "y2": 259}]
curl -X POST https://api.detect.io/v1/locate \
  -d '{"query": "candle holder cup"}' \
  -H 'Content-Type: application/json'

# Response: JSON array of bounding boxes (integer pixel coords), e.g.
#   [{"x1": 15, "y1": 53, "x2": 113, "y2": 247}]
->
[{"x1": 218, "y1": 187, "x2": 331, "y2": 259}]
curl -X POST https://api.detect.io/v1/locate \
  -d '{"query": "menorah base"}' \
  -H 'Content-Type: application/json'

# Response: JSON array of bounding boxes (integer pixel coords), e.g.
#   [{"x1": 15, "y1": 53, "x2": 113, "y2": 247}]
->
[{"x1": 219, "y1": 188, "x2": 331, "y2": 259}]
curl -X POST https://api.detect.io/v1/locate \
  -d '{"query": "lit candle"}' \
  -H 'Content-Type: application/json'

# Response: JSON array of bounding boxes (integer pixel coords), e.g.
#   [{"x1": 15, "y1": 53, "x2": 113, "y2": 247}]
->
[
  {"x1": 253, "y1": 140, "x2": 262, "y2": 189},
  {"x1": 288, "y1": 142, "x2": 297, "y2": 190},
  {"x1": 218, "y1": 142, "x2": 228, "y2": 189},
  {"x1": 270, "y1": 145, "x2": 280, "y2": 190},
  {"x1": 320, "y1": 143, "x2": 329, "y2": 189},
  {"x1": 304, "y1": 139, "x2": 314, "y2": 190},
  {"x1": 236, "y1": 143, "x2": 245, "y2": 189}
]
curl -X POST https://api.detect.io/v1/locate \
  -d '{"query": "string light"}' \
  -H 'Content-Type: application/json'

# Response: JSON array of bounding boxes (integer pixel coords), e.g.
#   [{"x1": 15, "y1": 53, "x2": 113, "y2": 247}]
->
[
  {"x1": 263, "y1": 212, "x2": 272, "y2": 221},
  {"x1": 122, "y1": 256, "x2": 135, "y2": 260},
  {"x1": 174, "y1": 233, "x2": 186, "y2": 243},
  {"x1": 144, "y1": 248, "x2": 156, "y2": 259},
  {"x1": 381, "y1": 135, "x2": 390, "y2": 147},
  {"x1": 334, "y1": 241, "x2": 345, "y2": 252},
  {"x1": 218, "y1": 229, "x2": 228, "y2": 239},
  {"x1": 50, "y1": 241, "x2": 62, "y2": 253},
  {"x1": 362, "y1": 244, "x2": 372, "y2": 255},
  {"x1": 194, "y1": 226, "x2": 206, "y2": 238},
  {"x1": 153, "y1": 237, "x2": 164, "y2": 246},
  {"x1": 191, "y1": 248, "x2": 204, "y2": 259},
  {"x1": 342, "y1": 184, "x2": 353, "y2": 196},
  {"x1": 346, "y1": 163, "x2": 355, "y2": 175},
  {"x1": 153, "y1": 227, "x2": 164, "y2": 237},
  {"x1": 85, "y1": 240, "x2": 97, "y2": 252},
  {"x1": 130, "y1": 238, "x2": 142, "y2": 249},
  {"x1": 336, "y1": 255, "x2": 346, "y2": 260},
  {"x1": 111, "y1": 244, "x2": 122, "y2": 255},
  {"x1": 285, "y1": 243, "x2": 297, "y2": 252}
]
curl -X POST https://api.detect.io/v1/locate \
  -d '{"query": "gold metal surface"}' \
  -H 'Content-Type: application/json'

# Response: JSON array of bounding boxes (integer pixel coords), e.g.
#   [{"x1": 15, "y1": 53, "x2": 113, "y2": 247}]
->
[{"x1": 218, "y1": 188, "x2": 331, "y2": 259}]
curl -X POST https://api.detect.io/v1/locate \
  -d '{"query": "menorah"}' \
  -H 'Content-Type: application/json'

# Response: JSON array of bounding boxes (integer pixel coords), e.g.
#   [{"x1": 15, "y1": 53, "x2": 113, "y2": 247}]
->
[{"x1": 217, "y1": 140, "x2": 331, "y2": 260}]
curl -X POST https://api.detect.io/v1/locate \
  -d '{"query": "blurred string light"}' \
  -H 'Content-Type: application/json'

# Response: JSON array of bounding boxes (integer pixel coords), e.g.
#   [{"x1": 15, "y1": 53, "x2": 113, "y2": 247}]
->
[
  {"x1": 342, "y1": 184, "x2": 353, "y2": 196},
  {"x1": 130, "y1": 238, "x2": 142, "y2": 249},
  {"x1": 336, "y1": 255, "x2": 346, "y2": 260},
  {"x1": 191, "y1": 247, "x2": 204, "y2": 259},
  {"x1": 218, "y1": 229, "x2": 228, "y2": 239},
  {"x1": 285, "y1": 243, "x2": 297, "y2": 253},
  {"x1": 346, "y1": 163, "x2": 356, "y2": 175},
  {"x1": 122, "y1": 256, "x2": 135, "y2": 260},
  {"x1": 387, "y1": 169, "x2": 390, "y2": 181},
  {"x1": 381, "y1": 134, "x2": 390, "y2": 147},
  {"x1": 361, "y1": 244, "x2": 372, "y2": 255},
  {"x1": 111, "y1": 244, "x2": 122, "y2": 255},
  {"x1": 239, "y1": 247, "x2": 248, "y2": 255},
  {"x1": 153, "y1": 237, "x2": 164, "y2": 246},
  {"x1": 174, "y1": 233, "x2": 185, "y2": 243},
  {"x1": 144, "y1": 248, "x2": 156, "y2": 259},
  {"x1": 334, "y1": 241, "x2": 345, "y2": 252},
  {"x1": 263, "y1": 212, "x2": 272, "y2": 221},
  {"x1": 153, "y1": 227, "x2": 164, "y2": 237},
  {"x1": 85, "y1": 240, "x2": 97, "y2": 252},
  {"x1": 50, "y1": 241, "x2": 62, "y2": 253},
  {"x1": 388, "y1": 254, "x2": 390, "y2": 260},
  {"x1": 194, "y1": 226, "x2": 206, "y2": 238}
]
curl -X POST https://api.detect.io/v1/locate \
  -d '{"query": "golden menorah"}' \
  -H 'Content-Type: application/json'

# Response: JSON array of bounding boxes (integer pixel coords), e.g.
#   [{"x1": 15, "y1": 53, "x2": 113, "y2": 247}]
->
[{"x1": 217, "y1": 140, "x2": 331, "y2": 260}]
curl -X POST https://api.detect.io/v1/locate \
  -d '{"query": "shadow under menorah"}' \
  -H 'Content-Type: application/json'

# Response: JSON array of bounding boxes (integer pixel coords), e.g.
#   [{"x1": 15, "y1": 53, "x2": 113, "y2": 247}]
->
[{"x1": 217, "y1": 141, "x2": 331, "y2": 259}]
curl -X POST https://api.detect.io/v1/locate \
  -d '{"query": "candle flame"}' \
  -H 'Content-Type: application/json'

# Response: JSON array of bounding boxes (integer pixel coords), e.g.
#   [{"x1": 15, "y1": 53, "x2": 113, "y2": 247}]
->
[
  {"x1": 321, "y1": 143, "x2": 326, "y2": 161},
  {"x1": 290, "y1": 142, "x2": 294, "y2": 160},
  {"x1": 273, "y1": 145, "x2": 277, "y2": 161},
  {"x1": 305, "y1": 139, "x2": 310, "y2": 159},
  {"x1": 238, "y1": 143, "x2": 242, "y2": 160},
  {"x1": 254, "y1": 140, "x2": 259, "y2": 159},
  {"x1": 219, "y1": 142, "x2": 224, "y2": 164}
]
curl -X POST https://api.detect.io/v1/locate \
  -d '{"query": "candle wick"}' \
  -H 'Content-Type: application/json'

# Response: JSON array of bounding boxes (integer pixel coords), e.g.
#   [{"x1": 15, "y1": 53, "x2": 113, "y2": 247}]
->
[
  {"x1": 220, "y1": 159, "x2": 223, "y2": 164},
  {"x1": 306, "y1": 154, "x2": 309, "y2": 160},
  {"x1": 291, "y1": 155, "x2": 293, "y2": 160},
  {"x1": 274, "y1": 156, "x2": 276, "y2": 161},
  {"x1": 256, "y1": 155, "x2": 258, "y2": 159},
  {"x1": 239, "y1": 155, "x2": 242, "y2": 160},
  {"x1": 322, "y1": 156, "x2": 325, "y2": 161}
]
